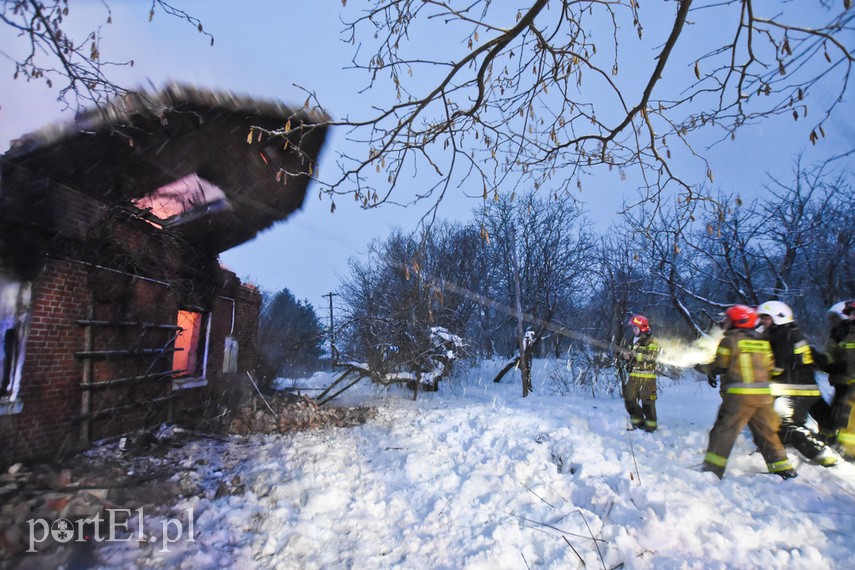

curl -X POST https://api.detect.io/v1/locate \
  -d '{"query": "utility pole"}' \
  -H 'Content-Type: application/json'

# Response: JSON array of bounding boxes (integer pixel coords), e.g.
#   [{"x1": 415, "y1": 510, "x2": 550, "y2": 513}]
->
[{"x1": 322, "y1": 292, "x2": 339, "y2": 369}]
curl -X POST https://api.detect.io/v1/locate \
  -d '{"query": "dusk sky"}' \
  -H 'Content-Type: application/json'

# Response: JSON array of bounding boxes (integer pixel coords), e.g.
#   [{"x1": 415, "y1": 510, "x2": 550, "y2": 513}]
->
[{"x1": 1, "y1": 1, "x2": 850, "y2": 308}]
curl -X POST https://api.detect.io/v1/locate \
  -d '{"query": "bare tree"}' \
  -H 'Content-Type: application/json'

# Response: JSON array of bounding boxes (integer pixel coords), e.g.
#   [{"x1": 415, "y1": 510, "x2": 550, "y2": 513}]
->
[
  {"x1": 478, "y1": 193, "x2": 594, "y2": 357},
  {"x1": 293, "y1": 1, "x2": 853, "y2": 215},
  {"x1": 757, "y1": 157, "x2": 836, "y2": 300},
  {"x1": 415, "y1": 221, "x2": 485, "y2": 335},
  {"x1": 622, "y1": 190, "x2": 713, "y2": 334},
  {"x1": 678, "y1": 159, "x2": 853, "y2": 335},
  {"x1": 338, "y1": 224, "x2": 478, "y2": 393},
  {"x1": 586, "y1": 230, "x2": 648, "y2": 347},
  {"x1": 801, "y1": 169, "x2": 855, "y2": 310},
  {"x1": 694, "y1": 195, "x2": 768, "y2": 306},
  {"x1": 616, "y1": 155, "x2": 852, "y2": 338}
]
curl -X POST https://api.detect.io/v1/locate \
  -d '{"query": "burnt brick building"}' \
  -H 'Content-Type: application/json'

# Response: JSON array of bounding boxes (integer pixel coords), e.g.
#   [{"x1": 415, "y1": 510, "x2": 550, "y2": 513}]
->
[{"x1": 0, "y1": 84, "x2": 328, "y2": 464}]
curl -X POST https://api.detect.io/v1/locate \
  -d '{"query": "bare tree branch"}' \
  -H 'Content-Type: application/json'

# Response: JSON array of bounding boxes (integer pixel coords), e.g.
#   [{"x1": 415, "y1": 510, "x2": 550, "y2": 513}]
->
[
  {"x1": 288, "y1": 0, "x2": 853, "y2": 217},
  {"x1": 1, "y1": 0, "x2": 213, "y2": 112}
]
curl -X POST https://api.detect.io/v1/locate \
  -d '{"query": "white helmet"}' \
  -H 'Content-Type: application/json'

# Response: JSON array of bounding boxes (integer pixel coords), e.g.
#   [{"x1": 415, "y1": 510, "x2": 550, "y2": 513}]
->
[
  {"x1": 756, "y1": 300, "x2": 794, "y2": 325},
  {"x1": 829, "y1": 301, "x2": 847, "y2": 320},
  {"x1": 829, "y1": 300, "x2": 855, "y2": 322}
]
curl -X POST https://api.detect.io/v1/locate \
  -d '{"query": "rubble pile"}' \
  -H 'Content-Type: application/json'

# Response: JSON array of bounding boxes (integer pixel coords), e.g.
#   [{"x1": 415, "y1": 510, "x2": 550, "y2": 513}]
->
[
  {"x1": 228, "y1": 394, "x2": 374, "y2": 435},
  {"x1": 1, "y1": 396, "x2": 374, "y2": 568},
  {"x1": 0, "y1": 434, "x2": 188, "y2": 569}
]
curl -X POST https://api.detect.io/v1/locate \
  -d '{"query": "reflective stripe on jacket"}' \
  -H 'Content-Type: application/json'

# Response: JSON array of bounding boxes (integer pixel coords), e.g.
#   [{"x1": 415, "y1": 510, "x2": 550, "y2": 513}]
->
[
  {"x1": 823, "y1": 325, "x2": 855, "y2": 386},
  {"x1": 714, "y1": 330, "x2": 773, "y2": 395},
  {"x1": 628, "y1": 334, "x2": 659, "y2": 380},
  {"x1": 769, "y1": 383, "x2": 822, "y2": 397},
  {"x1": 765, "y1": 324, "x2": 821, "y2": 396}
]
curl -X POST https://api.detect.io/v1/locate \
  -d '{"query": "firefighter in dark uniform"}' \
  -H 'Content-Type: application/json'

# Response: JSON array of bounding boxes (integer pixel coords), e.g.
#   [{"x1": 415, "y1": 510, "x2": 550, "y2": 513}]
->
[
  {"x1": 814, "y1": 300, "x2": 855, "y2": 460},
  {"x1": 756, "y1": 300, "x2": 839, "y2": 466},
  {"x1": 622, "y1": 315, "x2": 660, "y2": 432},
  {"x1": 701, "y1": 305, "x2": 797, "y2": 479}
]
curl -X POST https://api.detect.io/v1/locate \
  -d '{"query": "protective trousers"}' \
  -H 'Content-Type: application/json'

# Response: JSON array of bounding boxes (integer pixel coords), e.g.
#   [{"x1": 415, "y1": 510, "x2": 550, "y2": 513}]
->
[
  {"x1": 836, "y1": 385, "x2": 855, "y2": 459},
  {"x1": 624, "y1": 376, "x2": 657, "y2": 431},
  {"x1": 704, "y1": 393, "x2": 792, "y2": 478},
  {"x1": 810, "y1": 386, "x2": 846, "y2": 440},
  {"x1": 774, "y1": 395, "x2": 829, "y2": 460},
  {"x1": 811, "y1": 384, "x2": 855, "y2": 457}
]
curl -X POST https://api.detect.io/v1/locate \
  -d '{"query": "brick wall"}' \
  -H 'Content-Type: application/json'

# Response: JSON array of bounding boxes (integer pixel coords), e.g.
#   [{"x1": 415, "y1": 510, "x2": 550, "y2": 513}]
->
[
  {"x1": 1, "y1": 179, "x2": 263, "y2": 466},
  {"x1": 0, "y1": 260, "x2": 89, "y2": 463}
]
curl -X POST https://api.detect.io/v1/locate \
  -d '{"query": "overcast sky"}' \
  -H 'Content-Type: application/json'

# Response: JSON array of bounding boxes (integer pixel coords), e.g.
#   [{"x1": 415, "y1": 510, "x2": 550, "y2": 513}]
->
[{"x1": 1, "y1": 1, "x2": 850, "y2": 309}]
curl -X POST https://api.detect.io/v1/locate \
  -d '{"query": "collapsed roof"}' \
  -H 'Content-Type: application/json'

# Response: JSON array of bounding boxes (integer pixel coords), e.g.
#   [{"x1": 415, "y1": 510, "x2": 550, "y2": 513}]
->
[{"x1": 3, "y1": 83, "x2": 330, "y2": 253}]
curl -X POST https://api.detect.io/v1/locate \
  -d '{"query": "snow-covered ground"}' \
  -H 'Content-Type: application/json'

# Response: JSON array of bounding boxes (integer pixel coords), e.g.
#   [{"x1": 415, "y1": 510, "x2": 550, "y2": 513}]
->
[{"x1": 96, "y1": 359, "x2": 855, "y2": 569}]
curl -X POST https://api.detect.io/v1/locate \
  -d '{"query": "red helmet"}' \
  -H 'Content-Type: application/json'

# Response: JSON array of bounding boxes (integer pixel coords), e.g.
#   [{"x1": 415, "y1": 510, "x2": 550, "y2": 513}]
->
[
  {"x1": 629, "y1": 314, "x2": 650, "y2": 333},
  {"x1": 725, "y1": 305, "x2": 757, "y2": 329}
]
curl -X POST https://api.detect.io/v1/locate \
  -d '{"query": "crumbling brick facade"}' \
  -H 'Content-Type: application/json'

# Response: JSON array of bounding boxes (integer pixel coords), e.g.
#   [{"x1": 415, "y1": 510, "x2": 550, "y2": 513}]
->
[
  {"x1": 0, "y1": 175, "x2": 262, "y2": 464},
  {"x1": 0, "y1": 84, "x2": 327, "y2": 466}
]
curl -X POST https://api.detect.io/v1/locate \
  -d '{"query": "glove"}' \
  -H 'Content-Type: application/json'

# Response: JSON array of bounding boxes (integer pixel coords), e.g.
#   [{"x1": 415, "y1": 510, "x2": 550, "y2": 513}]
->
[{"x1": 707, "y1": 374, "x2": 718, "y2": 388}]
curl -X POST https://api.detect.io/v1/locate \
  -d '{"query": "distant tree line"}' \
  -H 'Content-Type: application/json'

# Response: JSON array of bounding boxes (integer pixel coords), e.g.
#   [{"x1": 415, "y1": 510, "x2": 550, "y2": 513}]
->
[
  {"x1": 335, "y1": 159, "x2": 853, "y2": 377},
  {"x1": 256, "y1": 159, "x2": 852, "y2": 390}
]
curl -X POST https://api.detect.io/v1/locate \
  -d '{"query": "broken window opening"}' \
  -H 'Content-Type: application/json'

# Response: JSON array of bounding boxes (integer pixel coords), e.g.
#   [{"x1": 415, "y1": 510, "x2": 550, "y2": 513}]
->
[
  {"x1": 132, "y1": 173, "x2": 231, "y2": 228},
  {"x1": 1, "y1": 274, "x2": 31, "y2": 415},
  {"x1": 172, "y1": 308, "x2": 211, "y2": 390}
]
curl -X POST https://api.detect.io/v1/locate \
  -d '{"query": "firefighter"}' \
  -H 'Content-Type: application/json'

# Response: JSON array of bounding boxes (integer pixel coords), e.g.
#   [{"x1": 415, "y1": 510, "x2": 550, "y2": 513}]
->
[
  {"x1": 622, "y1": 315, "x2": 660, "y2": 432},
  {"x1": 756, "y1": 300, "x2": 839, "y2": 466},
  {"x1": 813, "y1": 300, "x2": 855, "y2": 460},
  {"x1": 701, "y1": 305, "x2": 797, "y2": 479}
]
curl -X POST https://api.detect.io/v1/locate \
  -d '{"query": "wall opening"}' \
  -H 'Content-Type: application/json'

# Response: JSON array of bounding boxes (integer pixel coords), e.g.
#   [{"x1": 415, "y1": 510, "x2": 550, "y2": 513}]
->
[
  {"x1": 172, "y1": 309, "x2": 210, "y2": 388},
  {"x1": 0, "y1": 274, "x2": 31, "y2": 414},
  {"x1": 132, "y1": 173, "x2": 230, "y2": 228}
]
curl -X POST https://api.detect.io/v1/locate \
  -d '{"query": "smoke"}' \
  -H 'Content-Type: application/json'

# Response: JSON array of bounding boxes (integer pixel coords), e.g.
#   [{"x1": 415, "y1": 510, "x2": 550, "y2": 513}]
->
[{"x1": 656, "y1": 328, "x2": 724, "y2": 368}]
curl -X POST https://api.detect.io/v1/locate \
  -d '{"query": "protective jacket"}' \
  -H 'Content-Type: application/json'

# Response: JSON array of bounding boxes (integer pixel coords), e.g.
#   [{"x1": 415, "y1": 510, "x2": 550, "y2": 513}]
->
[
  {"x1": 711, "y1": 329, "x2": 774, "y2": 395},
  {"x1": 764, "y1": 323, "x2": 835, "y2": 464},
  {"x1": 766, "y1": 324, "x2": 821, "y2": 397},
  {"x1": 821, "y1": 321, "x2": 855, "y2": 387},
  {"x1": 816, "y1": 321, "x2": 855, "y2": 458},
  {"x1": 628, "y1": 333, "x2": 659, "y2": 380}
]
